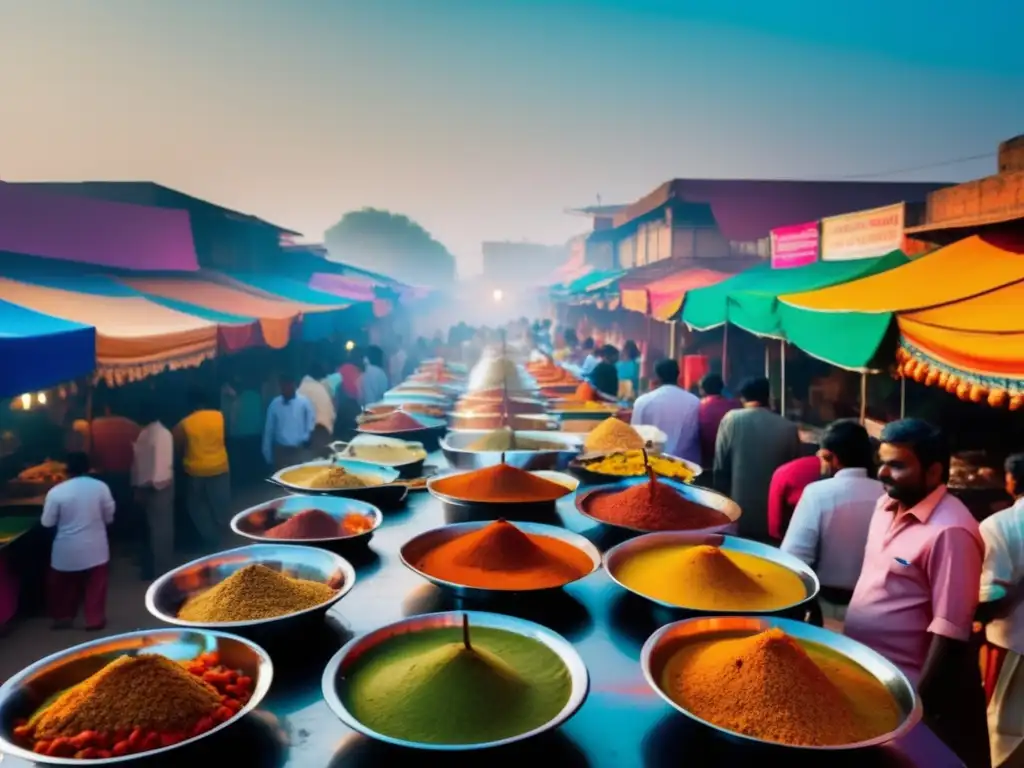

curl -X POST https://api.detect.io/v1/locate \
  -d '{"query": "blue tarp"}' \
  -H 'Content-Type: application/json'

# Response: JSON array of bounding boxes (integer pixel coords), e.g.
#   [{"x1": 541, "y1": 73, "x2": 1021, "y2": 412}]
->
[
  {"x1": 0, "y1": 300, "x2": 96, "y2": 398},
  {"x1": 226, "y1": 272, "x2": 357, "y2": 342}
]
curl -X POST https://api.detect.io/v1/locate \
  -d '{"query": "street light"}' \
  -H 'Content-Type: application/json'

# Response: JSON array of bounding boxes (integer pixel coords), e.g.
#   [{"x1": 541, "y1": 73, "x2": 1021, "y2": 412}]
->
[{"x1": 493, "y1": 289, "x2": 503, "y2": 302}]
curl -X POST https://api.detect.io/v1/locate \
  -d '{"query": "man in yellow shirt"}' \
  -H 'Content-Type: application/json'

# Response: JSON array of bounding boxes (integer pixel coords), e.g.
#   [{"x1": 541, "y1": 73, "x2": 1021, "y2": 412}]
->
[{"x1": 174, "y1": 387, "x2": 230, "y2": 548}]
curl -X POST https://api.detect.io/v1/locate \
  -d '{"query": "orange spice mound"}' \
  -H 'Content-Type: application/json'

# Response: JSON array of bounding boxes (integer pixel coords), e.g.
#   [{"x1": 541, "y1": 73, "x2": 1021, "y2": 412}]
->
[
  {"x1": 431, "y1": 463, "x2": 569, "y2": 503},
  {"x1": 362, "y1": 411, "x2": 424, "y2": 433},
  {"x1": 31, "y1": 655, "x2": 221, "y2": 739},
  {"x1": 664, "y1": 629, "x2": 868, "y2": 746},
  {"x1": 414, "y1": 520, "x2": 592, "y2": 589}
]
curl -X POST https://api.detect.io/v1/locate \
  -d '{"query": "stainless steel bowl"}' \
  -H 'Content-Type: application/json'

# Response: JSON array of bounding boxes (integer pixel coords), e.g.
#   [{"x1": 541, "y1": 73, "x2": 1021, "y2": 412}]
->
[
  {"x1": 0, "y1": 629, "x2": 273, "y2": 766},
  {"x1": 426, "y1": 469, "x2": 574, "y2": 508},
  {"x1": 641, "y1": 615, "x2": 922, "y2": 750},
  {"x1": 269, "y1": 459, "x2": 405, "y2": 505},
  {"x1": 604, "y1": 532, "x2": 820, "y2": 616},
  {"x1": 441, "y1": 429, "x2": 582, "y2": 471},
  {"x1": 229, "y1": 494, "x2": 383, "y2": 546},
  {"x1": 399, "y1": 520, "x2": 601, "y2": 598},
  {"x1": 575, "y1": 477, "x2": 739, "y2": 535},
  {"x1": 329, "y1": 437, "x2": 427, "y2": 479},
  {"x1": 569, "y1": 452, "x2": 703, "y2": 484},
  {"x1": 321, "y1": 610, "x2": 589, "y2": 751},
  {"x1": 145, "y1": 544, "x2": 356, "y2": 634}
]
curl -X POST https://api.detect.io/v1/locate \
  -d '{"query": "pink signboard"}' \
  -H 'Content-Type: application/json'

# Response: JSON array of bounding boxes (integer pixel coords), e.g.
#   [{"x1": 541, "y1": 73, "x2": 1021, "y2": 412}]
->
[{"x1": 770, "y1": 222, "x2": 819, "y2": 269}]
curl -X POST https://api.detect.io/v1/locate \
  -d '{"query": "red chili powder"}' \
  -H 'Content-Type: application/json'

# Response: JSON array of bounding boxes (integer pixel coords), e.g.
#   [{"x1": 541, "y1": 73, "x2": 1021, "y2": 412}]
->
[
  {"x1": 265, "y1": 509, "x2": 342, "y2": 539},
  {"x1": 361, "y1": 411, "x2": 424, "y2": 433},
  {"x1": 587, "y1": 480, "x2": 730, "y2": 531}
]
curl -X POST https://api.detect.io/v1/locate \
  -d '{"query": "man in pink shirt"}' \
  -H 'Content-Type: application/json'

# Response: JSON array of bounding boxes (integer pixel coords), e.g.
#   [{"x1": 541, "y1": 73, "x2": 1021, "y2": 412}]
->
[
  {"x1": 845, "y1": 419, "x2": 988, "y2": 767},
  {"x1": 767, "y1": 454, "x2": 823, "y2": 540}
]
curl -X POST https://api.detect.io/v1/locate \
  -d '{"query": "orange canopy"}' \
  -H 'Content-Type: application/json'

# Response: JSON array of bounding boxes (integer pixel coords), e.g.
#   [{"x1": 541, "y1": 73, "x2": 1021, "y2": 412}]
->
[
  {"x1": 121, "y1": 276, "x2": 304, "y2": 348},
  {"x1": 0, "y1": 277, "x2": 217, "y2": 384},
  {"x1": 621, "y1": 268, "x2": 731, "y2": 320},
  {"x1": 781, "y1": 235, "x2": 1024, "y2": 313}
]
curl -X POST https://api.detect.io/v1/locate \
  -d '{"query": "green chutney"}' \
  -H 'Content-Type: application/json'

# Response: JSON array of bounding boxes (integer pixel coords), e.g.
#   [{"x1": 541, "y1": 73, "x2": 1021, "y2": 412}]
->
[{"x1": 340, "y1": 625, "x2": 572, "y2": 744}]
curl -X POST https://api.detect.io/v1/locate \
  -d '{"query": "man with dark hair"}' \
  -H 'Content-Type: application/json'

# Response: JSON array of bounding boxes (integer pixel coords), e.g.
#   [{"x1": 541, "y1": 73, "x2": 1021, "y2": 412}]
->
[
  {"x1": 631, "y1": 359, "x2": 701, "y2": 464},
  {"x1": 713, "y1": 376, "x2": 800, "y2": 541},
  {"x1": 781, "y1": 420, "x2": 883, "y2": 626},
  {"x1": 263, "y1": 373, "x2": 316, "y2": 470},
  {"x1": 131, "y1": 400, "x2": 174, "y2": 579},
  {"x1": 588, "y1": 345, "x2": 620, "y2": 398},
  {"x1": 979, "y1": 453, "x2": 1024, "y2": 767},
  {"x1": 174, "y1": 385, "x2": 230, "y2": 548},
  {"x1": 298, "y1": 362, "x2": 337, "y2": 454},
  {"x1": 359, "y1": 346, "x2": 389, "y2": 406},
  {"x1": 41, "y1": 451, "x2": 115, "y2": 630},
  {"x1": 845, "y1": 418, "x2": 987, "y2": 767},
  {"x1": 697, "y1": 373, "x2": 739, "y2": 468},
  {"x1": 580, "y1": 338, "x2": 598, "y2": 374}
]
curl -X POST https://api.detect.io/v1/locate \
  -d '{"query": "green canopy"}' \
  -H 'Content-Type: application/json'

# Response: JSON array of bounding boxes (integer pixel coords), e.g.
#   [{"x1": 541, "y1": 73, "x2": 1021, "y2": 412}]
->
[{"x1": 679, "y1": 251, "x2": 908, "y2": 339}]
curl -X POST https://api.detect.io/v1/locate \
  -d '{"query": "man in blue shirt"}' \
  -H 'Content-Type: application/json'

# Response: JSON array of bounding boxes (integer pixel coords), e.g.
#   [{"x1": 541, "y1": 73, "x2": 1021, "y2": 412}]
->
[
  {"x1": 359, "y1": 346, "x2": 390, "y2": 406},
  {"x1": 262, "y1": 374, "x2": 316, "y2": 469}
]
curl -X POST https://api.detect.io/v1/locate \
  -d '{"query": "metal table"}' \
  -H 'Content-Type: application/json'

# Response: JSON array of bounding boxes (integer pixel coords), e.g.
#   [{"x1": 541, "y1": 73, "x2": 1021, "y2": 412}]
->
[{"x1": 2, "y1": 459, "x2": 964, "y2": 768}]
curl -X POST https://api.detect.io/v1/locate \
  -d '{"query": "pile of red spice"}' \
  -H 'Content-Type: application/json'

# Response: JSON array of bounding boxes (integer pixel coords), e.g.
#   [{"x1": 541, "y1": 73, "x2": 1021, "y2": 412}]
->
[
  {"x1": 587, "y1": 479, "x2": 730, "y2": 531},
  {"x1": 265, "y1": 509, "x2": 373, "y2": 539},
  {"x1": 361, "y1": 411, "x2": 424, "y2": 433}
]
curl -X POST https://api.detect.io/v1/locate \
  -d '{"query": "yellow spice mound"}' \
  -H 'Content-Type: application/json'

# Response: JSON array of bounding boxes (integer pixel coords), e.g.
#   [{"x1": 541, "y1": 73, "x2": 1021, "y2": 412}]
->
[
  {"x1": 678, "y1": 545, "x2": 768, "y2": 597},
  {"x1": 584, "y1": 417, "x2": 645, "y2": 453},
  {"x1": 33, "y1": 655, "x2": 221, "y2": 738},
  {"x1": 178, "y1": 563, "x2": 337, "y2": 622},
  {"x1": 665, "y1": 629, "x2": 866, "y2": 746}
]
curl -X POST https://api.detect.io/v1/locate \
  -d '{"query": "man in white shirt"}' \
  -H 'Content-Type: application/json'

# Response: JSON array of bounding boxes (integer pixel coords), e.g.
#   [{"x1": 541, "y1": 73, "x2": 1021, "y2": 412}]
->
[
  {"x1": 979, "y1": 454, "x2": 1024, "y2": 767},
  {"x1": 131, "y1": 404, "x2": 174, "y2": 579},
  {"x1": 41, "y1": 452, "x2": 115, "y2": 631},
  {"x1": 298, "y1": 363, "x2": 337, "y2": 455},
  {"x1": 781, "y1": 419, "x2": 883, "y2": 628},
  {"x1": 631, "y1": 359, "x2": 701, "y2": 465},
  {"x1": 579, "y1": 338, "x2": 599, "y2": 375}
]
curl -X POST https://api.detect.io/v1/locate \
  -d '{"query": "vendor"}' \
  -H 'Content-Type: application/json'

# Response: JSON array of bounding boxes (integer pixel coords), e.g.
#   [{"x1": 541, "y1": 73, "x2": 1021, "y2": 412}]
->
[
  {"x1": 174, "y1": 387, "x2": 230, "y2": 548},
  {"x1": 263, "y1": 374, "x2": 315, "y2": 470}
]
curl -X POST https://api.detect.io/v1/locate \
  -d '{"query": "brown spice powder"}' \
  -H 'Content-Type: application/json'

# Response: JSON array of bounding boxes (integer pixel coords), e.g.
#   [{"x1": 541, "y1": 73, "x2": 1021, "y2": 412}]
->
[
  {"x1": 177, "y1": 563, "x2": 337, "y2": 622},
  {"x1": 33, "y1": 655, "x2": 221, "y2": 738}
]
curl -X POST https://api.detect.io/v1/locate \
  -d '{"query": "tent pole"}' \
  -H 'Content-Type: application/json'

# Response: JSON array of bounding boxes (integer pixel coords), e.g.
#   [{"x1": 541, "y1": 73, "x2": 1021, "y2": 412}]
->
[
  {"x1": 860, "y1": 372, "x2": 868, "y2": 424},
  {"x1": 900, "y1": 376, "x2": 906, "y2": 419},
  {"x1": 669, "y1": 321, "x2": 677, "y2": 360},
  {"x1": 764, "y1": 343, "x2": 770, "y2": 378},
  {"x1": 721, "y1": 324, "x2": 729, "y2": 381},
  {"x1": 780, "y1": 341, "x2": 787, "y2": 417}
]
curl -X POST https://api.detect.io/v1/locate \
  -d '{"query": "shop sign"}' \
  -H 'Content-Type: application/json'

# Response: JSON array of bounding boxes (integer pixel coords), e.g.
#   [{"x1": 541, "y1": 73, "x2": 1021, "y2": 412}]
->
[
  {"x1": 821, "y1": 203, "x2": 905, "y2": 261},
  {"x1": 770, "y1": 222, "x2": 819, "y2": 269}
]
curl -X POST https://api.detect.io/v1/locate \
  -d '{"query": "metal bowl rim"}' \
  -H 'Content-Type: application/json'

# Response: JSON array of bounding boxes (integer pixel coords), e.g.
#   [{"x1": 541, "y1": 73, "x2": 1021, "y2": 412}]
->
[
  {"x1": 0, "y1": 628, "x2": 275, "y2": 766},
  {"x1": 272, "y1": 458, "x2": 401, "y2": 489},
  {"x1": 425, "y1": 470, "x2": 573, "y2": 506},
  {"x1": 144, "y1": 543, "x2": 357, "y2": 628},
  {"x1": 574, "y1": 478, "x2": 737, "y2": 536},
  {"x1": 569, "y1": 451, "x2": 704, "y2": 480},
  {"x1": 398, "y1": 520, "x2": 602, "y2": 593},
  {"x1": 602, "y1": 531, "x2": 821, "y2": 614},
  {"x1": 229, "y1": 495, "x2": 383, "y2": 544},
  {"x1": 320, "y1": 609, "x2": 589, "y2": 751},
  {"x1": 639, "y1": 615, "x2": 923, "y2": 751}
]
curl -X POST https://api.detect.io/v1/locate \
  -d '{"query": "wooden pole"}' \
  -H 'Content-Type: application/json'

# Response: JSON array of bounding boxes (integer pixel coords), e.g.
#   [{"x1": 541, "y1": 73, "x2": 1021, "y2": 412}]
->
[
  {"x1": 860, "y1": 372, "x2": 868, "y2": 424},
  {"x1": 900, "y1": 376, "x2": 907, "y2": 419},
  {"x1": 780, "y1": 341, "x2": 787, "y2": 417},
  {"x1": 721, "y1": 323, "x2": 729, "y2": 381}
]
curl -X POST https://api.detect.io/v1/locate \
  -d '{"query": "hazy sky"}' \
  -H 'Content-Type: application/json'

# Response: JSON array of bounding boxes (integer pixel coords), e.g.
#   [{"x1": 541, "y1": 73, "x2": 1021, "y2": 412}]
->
[{"x1": 1, "y1": 0, "x2": 1022, "y2": 274}]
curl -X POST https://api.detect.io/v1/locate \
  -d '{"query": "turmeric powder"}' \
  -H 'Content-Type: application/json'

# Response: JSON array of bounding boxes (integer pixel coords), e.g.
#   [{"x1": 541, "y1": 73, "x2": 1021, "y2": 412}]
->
[{"x1": 660, "y1": 628, "x2": 901, "y2": 746}]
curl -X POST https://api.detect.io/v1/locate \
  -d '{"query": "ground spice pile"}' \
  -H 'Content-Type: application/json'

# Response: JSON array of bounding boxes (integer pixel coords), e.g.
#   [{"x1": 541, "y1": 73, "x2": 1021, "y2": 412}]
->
[
  {"x1": 414, "y1": 520, "x2": 592, "y2": 589},
  {"x1": 32, "y1": 655, "x2": 221, "y2": 739},
  {"x1": 362, "y1": 411, "x2": 424, "y2": 433},
  {"x1": 587, "y1": 478, "x2": 729, "y2": 531},
  {"x1": 583, "y1": 417, "x2": 645, "y2": 453},
  {"x1": 430, "y1": 463, "x2": 569, "y2": 503},
  {"x1": 178, "y1": 564, "x2": 337, "y2": 622},
  {"x1": 662, "y1": 628, "x2": 872, "y2": 746},
  {"x1": 265, "y1": 509, "x2": 350, "y2": 539}
]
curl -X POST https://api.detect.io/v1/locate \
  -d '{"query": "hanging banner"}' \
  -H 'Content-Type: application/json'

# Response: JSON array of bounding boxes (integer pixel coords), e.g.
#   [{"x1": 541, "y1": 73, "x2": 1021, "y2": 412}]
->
[
  {"x1": 770, "y1": 222, "x2": 819, "y2": 269},
  {"x1": 821, "y1": 203, "x2": 905, "y2": 261}
]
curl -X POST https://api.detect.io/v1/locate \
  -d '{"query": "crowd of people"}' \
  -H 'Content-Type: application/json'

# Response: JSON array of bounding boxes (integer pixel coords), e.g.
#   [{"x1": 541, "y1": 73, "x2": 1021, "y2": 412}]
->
[{"x1": 22, "y1": 318, "x2": 1024, "y2": 767}]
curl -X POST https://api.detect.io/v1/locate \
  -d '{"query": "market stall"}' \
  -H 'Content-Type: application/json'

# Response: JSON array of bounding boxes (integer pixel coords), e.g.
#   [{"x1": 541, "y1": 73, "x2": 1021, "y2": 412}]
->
[
  {"x1": 0, "y1": 299, "x2": 95, "y2": 399},
  {"x1": 0, "y1": 275, "x2": 218, "y2": 385},
  {"x1": 218, "y1": 272, "x2": 358, "y2": 341}
]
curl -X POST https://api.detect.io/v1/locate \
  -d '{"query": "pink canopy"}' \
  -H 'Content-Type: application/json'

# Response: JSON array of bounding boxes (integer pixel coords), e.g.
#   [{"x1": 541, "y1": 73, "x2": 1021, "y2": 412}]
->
[
  {"x1": 0, "y1": 182, "x2": 199, "y2": 271},
  {"x1": 309, "y1": 272, "x2": 378, "y2": 303}
]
